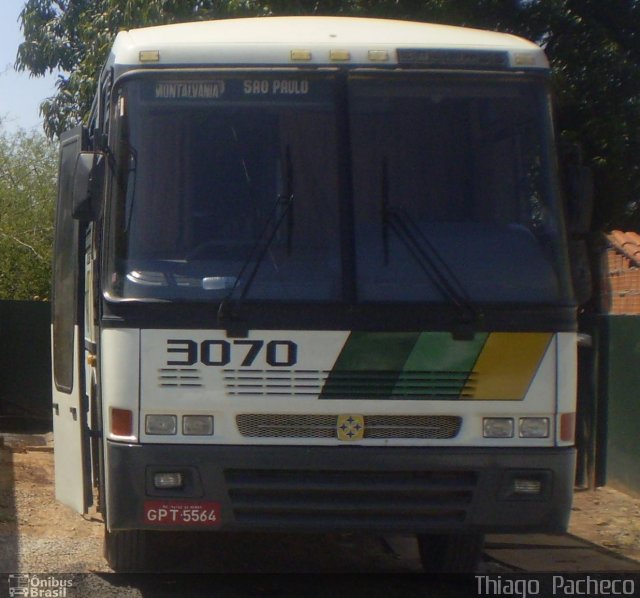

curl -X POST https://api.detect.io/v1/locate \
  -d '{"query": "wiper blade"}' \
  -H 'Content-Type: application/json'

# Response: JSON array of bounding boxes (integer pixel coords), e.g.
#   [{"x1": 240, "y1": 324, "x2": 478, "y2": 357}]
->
[
  {"x1": 217, "y1": 146, "x2": 294, "y2": 332},
  {"x1": 380, "y1": 160, "x2": 481, "y2": 338}
]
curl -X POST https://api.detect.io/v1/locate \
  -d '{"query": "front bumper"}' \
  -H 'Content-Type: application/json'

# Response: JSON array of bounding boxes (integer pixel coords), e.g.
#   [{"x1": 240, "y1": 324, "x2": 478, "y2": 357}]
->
[{"x1": 106, "y1": 441, "x2": 575, "y2": 534}]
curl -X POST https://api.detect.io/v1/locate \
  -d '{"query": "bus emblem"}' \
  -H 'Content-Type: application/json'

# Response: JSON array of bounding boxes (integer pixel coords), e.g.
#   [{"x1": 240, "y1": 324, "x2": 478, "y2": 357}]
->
[{"x1": 337, "y1": 415, "x2": 365, "y2": 441}]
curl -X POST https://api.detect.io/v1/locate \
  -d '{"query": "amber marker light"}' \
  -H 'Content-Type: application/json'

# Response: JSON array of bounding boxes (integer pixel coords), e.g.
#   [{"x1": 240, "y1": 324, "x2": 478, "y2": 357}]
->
[
  {"x1": 111, "y1": 408, "x2": 133, "y2": 437},
  {"x1": 560, "y1": 413, "x2": 576, "y2": 443},
  {"x1": 290, "y1": 49, "x2": 312, "y2": 61},
  {"x1": 368, "y1": 50, "x2": 389, "y2": 62},
  {"x1": 329, "y1": 49, "x2": 351, "y2": 61},
  {"x1": 139, "y1": 50, "x2": 160, "y2": 63}
]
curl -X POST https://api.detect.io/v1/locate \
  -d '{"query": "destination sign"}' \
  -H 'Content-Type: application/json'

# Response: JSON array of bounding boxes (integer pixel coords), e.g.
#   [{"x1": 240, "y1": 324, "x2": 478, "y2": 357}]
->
[
  {"x1": 155, "y1": 80, "x2": 226, "y2": 99},
  {"x1": 143, "y1": 76, "x2": 332, "y2": 104}
]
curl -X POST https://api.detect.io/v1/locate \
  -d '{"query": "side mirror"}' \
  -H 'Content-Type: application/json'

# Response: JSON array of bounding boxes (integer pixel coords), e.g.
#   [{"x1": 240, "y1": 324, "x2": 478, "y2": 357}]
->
[{"x1": 72, "y1": 151, "x2": 105, "y2": 221}]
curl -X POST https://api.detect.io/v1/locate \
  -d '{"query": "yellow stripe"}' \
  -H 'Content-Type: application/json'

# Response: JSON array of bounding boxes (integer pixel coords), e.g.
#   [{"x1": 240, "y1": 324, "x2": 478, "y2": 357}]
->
[{"x1": 470, "y1": 333, "x2": 552, "y2": 400}]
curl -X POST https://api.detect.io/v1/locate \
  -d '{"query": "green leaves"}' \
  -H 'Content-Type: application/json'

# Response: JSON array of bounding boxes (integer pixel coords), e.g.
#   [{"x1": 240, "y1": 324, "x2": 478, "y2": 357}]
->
[
  {"x1": 15, "y1": 0, "x2": 640, "y2": 228},
  {"x1": 0, "y1": 125, "x2": 57, "y2": 300}
]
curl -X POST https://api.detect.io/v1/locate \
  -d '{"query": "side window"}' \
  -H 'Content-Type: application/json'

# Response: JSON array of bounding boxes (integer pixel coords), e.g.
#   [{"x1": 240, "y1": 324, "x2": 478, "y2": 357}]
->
[{"x1": 52, "y1": 127, "x2": 85, "y2": 392}]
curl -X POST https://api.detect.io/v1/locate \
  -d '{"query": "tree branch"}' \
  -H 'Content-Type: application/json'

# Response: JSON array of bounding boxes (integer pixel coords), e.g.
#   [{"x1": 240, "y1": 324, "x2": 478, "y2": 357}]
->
[{"x1": 0, "y1": 231, "x2": 46, "y2": 261}]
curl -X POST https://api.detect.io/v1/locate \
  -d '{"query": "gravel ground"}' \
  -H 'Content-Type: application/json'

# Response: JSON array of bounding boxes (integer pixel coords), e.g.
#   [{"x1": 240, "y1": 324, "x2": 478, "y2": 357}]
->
[
  {"x1": 570, "y1": 486, "x2": 640, "y2": 563},
  {"x1": 0, "y1": 434, "x2": 108, "y2": 573}
]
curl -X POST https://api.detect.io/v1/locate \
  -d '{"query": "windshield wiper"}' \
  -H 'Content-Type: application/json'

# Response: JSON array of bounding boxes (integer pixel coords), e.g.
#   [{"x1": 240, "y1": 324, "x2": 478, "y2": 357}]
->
[
  {"x1": 217, "y1": 146, "x2": 294, "y2": 335},
  {"x1": 380, "y1": 158, "x2": 482, "y2": 339}
]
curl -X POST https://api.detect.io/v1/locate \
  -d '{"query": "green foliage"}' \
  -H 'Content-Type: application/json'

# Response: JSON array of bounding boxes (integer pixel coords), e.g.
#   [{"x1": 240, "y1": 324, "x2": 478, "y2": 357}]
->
[
  {"x1": 15, "y1": 0, "x2": 260, "y2": 139},
  {"x1": 485, "y1": 1, "x2": 640, "y2": 230},
  {"x1": 0, "y1": 125, "x2": 57, "y2": 300},
  {"x1": 14, "y1": 0, "x2": 640, "y2": 228}
]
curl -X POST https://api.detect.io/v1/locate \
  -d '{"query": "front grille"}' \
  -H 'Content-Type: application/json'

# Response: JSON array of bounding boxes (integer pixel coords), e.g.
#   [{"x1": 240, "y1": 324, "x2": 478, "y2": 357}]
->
[
  {"x1": 236, "y1": 414, "x2": 461, "y2": 439},
  {"x1": 224, "y1": 369, "x2": 475, "y2": 399},
  {"x1": 224, "y1": 468, "x2": 477, "y2": 529},
  {"x1": 366, "y1": 415, "x2": 461, "y2": 439}
]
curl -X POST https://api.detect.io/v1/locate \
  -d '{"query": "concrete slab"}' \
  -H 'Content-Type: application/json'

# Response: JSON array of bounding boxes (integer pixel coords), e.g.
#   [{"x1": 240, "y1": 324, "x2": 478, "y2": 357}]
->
[
  {"x1": 487, "y1": 533, "x2": 589, "y2": 549},
  {"x1": 485, "y1": 534, "x2": 640, "y2": 572}
]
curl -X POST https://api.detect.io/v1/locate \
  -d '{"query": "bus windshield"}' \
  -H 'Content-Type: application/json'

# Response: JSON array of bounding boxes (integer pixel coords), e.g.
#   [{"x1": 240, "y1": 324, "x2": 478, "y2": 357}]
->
[{"x1": 105, "y1": 72, "x2": 571, "y2": 305}]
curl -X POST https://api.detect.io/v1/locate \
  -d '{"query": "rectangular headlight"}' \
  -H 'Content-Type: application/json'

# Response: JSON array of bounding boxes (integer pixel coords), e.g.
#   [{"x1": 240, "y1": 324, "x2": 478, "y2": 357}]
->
[
  {"x1": 146, "y1": 414, "x2": 177, "y2": 435},
  {"x1": 183, "y1": 415, "x2": 214, "y2": 436},
  {"x1": 519, "y1": 417, "x2": 550, "y2": 438},
  {"x1": 153, "y1": 472, "x2": 183, "y2": 489},
  {"x1": 513, "y1": 478, "x2": 543, "y2": 495},
  {"x1": 483, "y1": 417, "x2": 514, "y2": 438}
]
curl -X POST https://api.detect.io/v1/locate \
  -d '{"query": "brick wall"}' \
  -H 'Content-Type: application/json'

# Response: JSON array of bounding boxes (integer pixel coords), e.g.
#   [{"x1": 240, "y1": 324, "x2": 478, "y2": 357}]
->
[{"x1": 603, "y1": 231, "x2": 640, "y2": 314}]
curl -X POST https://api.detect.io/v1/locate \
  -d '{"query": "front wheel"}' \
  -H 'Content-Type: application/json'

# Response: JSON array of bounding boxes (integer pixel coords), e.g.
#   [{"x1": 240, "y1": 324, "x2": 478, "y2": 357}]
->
[
  {"x1": 417, "y1": 533, "x2": 484, "y2": 573},
  {"x1": 104, "y1": 528, "x2": 151, "y2": 572}
]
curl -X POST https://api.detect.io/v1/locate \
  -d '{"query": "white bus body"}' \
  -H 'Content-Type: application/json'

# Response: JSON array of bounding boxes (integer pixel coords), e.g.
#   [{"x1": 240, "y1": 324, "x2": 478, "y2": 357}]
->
[{"x1": 51, "y1": 17, "x2": 577, "y2": 572}]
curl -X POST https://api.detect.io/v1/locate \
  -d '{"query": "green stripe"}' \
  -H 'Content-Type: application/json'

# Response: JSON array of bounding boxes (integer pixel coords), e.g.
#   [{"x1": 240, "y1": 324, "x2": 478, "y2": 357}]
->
[
  {"x1": 330, "y1": 332, "x2": 420, "y2": 371},
  {"x1": 320, "y1": 332, "x2": 488, "y2": 400},
  {"x1": 320, "y1": 332, "x2": 419, "y2": 398},
  {"x1": 403, "y1": 332, "x2": 487, "y2": 372}
]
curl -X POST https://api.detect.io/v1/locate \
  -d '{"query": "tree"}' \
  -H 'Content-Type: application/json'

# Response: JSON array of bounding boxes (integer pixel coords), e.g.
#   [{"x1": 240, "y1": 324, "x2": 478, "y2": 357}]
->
[
  {"x1": 0, "y1": 124, "x2": 57, "y2": 300},
  {"x1": 15, "y1": 0, "x2": 259, "y2": 140},
  {"x1": 15, "y1": 0, "x2": 640, "y2": 229},
  {"x1": 488, "y1": 1, "x2": 640, "y2": 230}
]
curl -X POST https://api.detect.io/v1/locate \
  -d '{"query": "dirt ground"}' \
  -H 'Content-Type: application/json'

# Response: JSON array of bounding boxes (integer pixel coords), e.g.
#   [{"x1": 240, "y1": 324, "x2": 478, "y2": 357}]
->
[
  {"x1": 0, "y1": 434, "x2": 107, "y2": 572},
  {"x1": 1, "y1": 433, "x2": 640, "y2": 573},
  {"x1": 569, "y1": 486, "x2": 640, "y2": 563}
]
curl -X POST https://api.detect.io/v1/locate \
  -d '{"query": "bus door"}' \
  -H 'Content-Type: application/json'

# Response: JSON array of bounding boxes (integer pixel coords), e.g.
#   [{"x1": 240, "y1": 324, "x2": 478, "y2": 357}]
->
[{"x1": 51, "y1": 127, "x2": 92, "y2": 513}]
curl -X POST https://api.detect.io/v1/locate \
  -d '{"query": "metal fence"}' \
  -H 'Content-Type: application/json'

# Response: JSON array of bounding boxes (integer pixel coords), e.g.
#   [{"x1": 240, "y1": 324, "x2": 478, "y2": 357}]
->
[
  {"x1": 595, "y1": 315, "x2": 640, "y2": 496},
  {"x1": 0, "y1": 300, "x2": 51, "y2": 431}
]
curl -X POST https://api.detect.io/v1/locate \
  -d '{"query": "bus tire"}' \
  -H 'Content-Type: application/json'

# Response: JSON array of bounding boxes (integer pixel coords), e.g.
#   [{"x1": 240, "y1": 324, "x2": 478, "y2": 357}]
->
[
  {"x1": 417, "y1": 533, "x2": 484, "y2": 573},
  {"x1": 103, "y1": 528, "x2": 150, "y2": 572}
]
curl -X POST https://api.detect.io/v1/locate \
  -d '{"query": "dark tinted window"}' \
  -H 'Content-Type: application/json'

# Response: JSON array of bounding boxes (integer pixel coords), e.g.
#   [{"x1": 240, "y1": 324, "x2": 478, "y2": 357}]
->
[
  {"x1": 350, "y1": 75, "x2": 569, "y2": 303},
  {"x1": 106, "y1": 75, "x2": 341, "y2": 302},
  {"x1": 52, "y1": 129, "x2": 82, "y2": 392}
]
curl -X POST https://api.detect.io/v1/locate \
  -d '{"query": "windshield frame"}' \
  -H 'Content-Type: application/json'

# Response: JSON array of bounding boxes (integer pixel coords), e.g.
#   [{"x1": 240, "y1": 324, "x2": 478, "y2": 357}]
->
[{"x1": 101, "y1": 68, "x2": 573, "y2": 311}]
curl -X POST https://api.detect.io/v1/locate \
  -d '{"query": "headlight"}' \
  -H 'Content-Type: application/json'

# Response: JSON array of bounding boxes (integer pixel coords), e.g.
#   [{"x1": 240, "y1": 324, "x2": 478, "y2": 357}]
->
[
  {"x1": 145, "y1": 414, "x2": 177, "y2": 435},
  {"x1": 483, "y1": 417, "x2": 514, "y2": 438},
  {"x1": 519, "y1": 417, "x2": 550, "y2": 438},
  {"x1": 183, "y1": 415, "x2": 214, "y2": 436}
]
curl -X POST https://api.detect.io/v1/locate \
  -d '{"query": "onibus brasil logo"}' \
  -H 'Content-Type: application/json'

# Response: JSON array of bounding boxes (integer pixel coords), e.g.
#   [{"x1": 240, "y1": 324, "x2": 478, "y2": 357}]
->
[{"x1": 8, "y1": 574, "x2": 74, "y2": 597}]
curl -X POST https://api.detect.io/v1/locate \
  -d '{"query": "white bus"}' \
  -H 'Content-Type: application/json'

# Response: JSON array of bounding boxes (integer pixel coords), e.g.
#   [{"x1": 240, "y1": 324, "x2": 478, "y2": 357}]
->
[{"x1": 52, "y1": 16, "x2": 578, "y2": 572}]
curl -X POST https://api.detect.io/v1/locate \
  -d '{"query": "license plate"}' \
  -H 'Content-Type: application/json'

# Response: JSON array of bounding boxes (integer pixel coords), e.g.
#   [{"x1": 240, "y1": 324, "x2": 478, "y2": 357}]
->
[{"x1": 144, "y1": 500, "x2": 221, "y2": 526}]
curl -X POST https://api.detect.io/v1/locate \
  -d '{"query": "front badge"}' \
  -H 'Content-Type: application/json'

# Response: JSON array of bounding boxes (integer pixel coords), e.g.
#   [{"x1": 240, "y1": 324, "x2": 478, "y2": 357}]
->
[{"x1": 337, "y1": 415, "x2": 365, "y2": 441}]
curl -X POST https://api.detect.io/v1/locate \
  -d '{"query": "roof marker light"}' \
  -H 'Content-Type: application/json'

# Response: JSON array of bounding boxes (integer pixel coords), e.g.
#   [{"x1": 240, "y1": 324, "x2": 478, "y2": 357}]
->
[
  {"x1": 513, "y1": 53, "x2": 536, "y2": 67},
  {"x1": 139, "y1": 50, "x2": 160, "y2": 63},
  {"x1": 291, "y1": 49, "x2": 312, "y2": 61},
  {"x1": 330, "y1": 49, "x2": 350, "y2": 61},
  {"x1": 368, "y1": 50, "x2": 389, "y2": 62}
]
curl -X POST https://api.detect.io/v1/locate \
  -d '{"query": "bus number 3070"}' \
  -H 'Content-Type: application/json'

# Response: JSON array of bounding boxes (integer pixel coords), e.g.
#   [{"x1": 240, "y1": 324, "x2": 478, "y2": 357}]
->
[{"x1": 167, "y1": 339, "x2": 298, "y2": 367}]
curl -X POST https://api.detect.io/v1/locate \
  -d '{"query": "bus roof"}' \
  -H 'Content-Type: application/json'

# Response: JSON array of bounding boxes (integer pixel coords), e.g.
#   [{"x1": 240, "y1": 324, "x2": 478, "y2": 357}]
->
[{"x1": 109, "y1": 16, "x2": 548, "y2": 71}]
